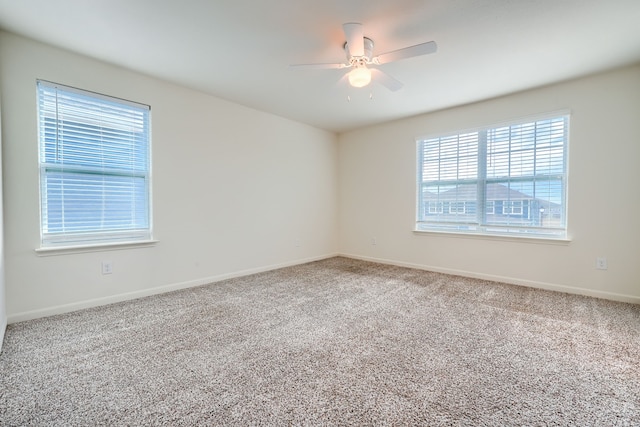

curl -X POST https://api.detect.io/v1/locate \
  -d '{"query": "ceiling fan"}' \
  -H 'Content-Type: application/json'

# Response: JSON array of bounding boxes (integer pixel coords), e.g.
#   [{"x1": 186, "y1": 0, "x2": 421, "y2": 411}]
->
[{"x1": 290, "y1": 22, "x2": 437, "y2": 91}]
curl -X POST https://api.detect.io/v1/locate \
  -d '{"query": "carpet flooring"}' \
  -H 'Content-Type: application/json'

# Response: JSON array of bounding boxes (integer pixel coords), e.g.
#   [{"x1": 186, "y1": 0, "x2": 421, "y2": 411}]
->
[{"x1": 0, "y1": 257, "x2": 639, "y2": 426}]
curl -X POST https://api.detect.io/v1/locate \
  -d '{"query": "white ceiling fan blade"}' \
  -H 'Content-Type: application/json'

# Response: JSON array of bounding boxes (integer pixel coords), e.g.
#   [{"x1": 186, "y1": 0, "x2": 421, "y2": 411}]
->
[
  {"x1": 289, "y1": 62, "x2": 348, "y2": 70},
  {"x1": 370, "y1": 68, "x2": 403, "y2": 91},
  {"x1": 375, "y1": 41, "x2": 437, "y2": 65},
  {"x1": 343, "y1": 22, "x2": 364, "y2": 57}
]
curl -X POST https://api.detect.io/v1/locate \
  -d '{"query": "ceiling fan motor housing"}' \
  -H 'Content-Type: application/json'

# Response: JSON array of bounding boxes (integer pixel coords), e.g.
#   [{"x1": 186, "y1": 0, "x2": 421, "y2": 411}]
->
[{"x1": 345, "y1": 37, "x2": 374, "y2": 63}]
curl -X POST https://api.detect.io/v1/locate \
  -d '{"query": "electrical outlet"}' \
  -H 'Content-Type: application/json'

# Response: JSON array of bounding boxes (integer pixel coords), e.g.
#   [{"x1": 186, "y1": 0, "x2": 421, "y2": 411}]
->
[
  {"x1": 102, "y1": 261, "x2": 113, "y2": 275},
  {"x1": 371, "y1": 237, "x2": 377, "y2": 245},
  {"x1": 596, "y1": 257, "x2": 607, "y2": 270}
]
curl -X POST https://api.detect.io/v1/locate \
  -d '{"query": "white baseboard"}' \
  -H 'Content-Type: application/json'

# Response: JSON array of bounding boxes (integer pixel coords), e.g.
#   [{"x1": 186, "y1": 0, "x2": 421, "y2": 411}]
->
[
  {"x1": 0, "y1": 316, "x2": 6, "y2": 351},
  {"x1": 9, "y1": 251, "x2": 637, "y2": 324},
  {"x1": 8, "y1": 253, "x2": 338, "y2": 324},
  {"x1": 339, "y1": 253, "x2": 640, "y2": 305}
]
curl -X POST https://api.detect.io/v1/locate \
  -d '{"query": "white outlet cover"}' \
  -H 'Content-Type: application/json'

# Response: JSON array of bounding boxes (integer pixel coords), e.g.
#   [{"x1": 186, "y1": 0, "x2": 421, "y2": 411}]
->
[{"x1": 102, "y1": 261, "x2": 113, "y2": 275}]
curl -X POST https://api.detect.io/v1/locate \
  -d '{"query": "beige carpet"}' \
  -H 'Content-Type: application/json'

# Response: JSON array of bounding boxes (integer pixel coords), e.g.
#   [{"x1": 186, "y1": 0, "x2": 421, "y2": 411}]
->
[{"x1": 1, "y1": 257, "x2": 638, "y2": 426}]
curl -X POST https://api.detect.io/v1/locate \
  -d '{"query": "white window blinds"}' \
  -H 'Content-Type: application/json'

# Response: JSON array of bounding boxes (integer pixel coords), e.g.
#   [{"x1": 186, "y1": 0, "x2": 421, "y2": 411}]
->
[
  {"x1": 417, "y1": 114, "x2": 568, "y2": 238},
  {"x1": 37, "y1": 80, "x2": 151, "y2": 247}
]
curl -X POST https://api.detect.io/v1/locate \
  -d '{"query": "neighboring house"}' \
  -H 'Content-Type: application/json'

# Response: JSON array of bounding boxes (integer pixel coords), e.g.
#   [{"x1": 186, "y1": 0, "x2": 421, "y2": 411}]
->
[{"x1": 421, "y1": 183, "x2": 562, "y2": 228}]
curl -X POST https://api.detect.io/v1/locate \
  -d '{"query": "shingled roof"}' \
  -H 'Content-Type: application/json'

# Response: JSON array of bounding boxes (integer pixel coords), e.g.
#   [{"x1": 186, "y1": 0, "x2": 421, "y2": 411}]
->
[{"x1": 423, "y1": 183, "x2": 532, "y2": 201}]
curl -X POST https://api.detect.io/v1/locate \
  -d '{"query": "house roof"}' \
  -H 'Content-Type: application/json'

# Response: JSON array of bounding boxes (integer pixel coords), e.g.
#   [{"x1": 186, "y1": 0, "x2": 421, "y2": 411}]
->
[{"x1": 423, "y1": 183, "x2": 557, "y2": 205}]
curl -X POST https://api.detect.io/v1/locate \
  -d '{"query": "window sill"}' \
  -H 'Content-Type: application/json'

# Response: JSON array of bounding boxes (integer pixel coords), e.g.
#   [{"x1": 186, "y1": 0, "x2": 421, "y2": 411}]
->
[
  {"x1": 35, "y1": 240, "x2": 158, "y2": 256},
  {"x1": 413, "y1": 230, "x2": 571, "y2": 245}
]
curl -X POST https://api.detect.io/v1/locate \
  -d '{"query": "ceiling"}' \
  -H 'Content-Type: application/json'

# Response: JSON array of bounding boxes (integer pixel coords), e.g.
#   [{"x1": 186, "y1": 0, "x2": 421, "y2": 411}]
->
[{"x1": 1, "y1": 0, "x2": 639, "y2": 133}]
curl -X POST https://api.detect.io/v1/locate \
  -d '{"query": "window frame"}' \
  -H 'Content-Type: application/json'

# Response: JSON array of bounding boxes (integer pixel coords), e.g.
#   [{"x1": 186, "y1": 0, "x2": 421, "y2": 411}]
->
[
  {"x1": 502, "y1": 200, "x2": 524, "y2": 215},
  {"x1": 448, "y1": 201, "x2": 466, "y2": 214},
  {"x1": 485, "y1": 200, "x2": 495, "y2": 215},
  {"x1": 428, "y1": 201, "x2": 444, "y2": 214},
  {"x1": 415, "y1": 112, "x2": 569, "y2": 240},
  {"x1": 36, "y1": 80, "x2": 153, "y2": 250}
]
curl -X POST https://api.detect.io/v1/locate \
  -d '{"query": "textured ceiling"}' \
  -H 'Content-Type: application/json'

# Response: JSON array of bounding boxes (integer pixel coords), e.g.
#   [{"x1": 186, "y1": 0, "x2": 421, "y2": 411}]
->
[{"x1": 1, "y1": 0, "x2": 639, "y2": 133}]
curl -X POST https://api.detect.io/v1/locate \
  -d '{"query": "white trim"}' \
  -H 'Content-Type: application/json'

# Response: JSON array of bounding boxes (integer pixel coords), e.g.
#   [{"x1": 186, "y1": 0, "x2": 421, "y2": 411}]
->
[
  {"x1": 339, "y1": 253, "x2": 640, "y2": 305},
  {"x1": 35, "y1": 240, "x2": 158, "y2": 256},
  {"x1": 0, "y1": 316, "x2": 6, "y2": 351},
  {"x1": 7, "y1": 253, "x2": 338, "y2": 324},
  {"x1": 413, "y1": 229, "x2": 571, "y2": 245}
]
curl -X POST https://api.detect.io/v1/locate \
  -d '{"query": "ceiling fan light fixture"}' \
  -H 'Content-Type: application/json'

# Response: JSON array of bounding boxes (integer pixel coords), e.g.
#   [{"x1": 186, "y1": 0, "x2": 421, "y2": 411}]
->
[
  {"x1": 289, "y1": 23, "x2": 436, "y2": 93},
  {"x1": 348, "y1": 66, "x2": 372, "y2": 88}
]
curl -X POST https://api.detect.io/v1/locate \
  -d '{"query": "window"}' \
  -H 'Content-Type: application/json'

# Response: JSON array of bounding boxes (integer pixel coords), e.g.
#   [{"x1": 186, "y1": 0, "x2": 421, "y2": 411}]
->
[
  {"x1": 485, "y1": 201, "x2": 495, "y2": 215},
  {"x1": 37, "y1": 80, "x2": 151, "y2": 247},
  {"x1": 417, "y1": 114, "x2": 568, "y2": 238},
  {"x1": 502, "y1": 200, "x2": 523, "y2": 215},
  {"x1": 428, "y1": 202, "x2": 444, "y2": 214},
  {"x1": 449, "y1": 202, "x2": 466, "y2": 214}
]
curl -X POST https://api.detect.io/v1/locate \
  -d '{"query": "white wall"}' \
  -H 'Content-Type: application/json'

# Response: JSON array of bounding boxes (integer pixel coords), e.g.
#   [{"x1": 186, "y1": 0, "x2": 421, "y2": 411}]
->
[
  {"x1": 0, "y1": 31, "x2": 338, "y2": 321},
  {"x1": 1, "y1": 31, "x2": 637, "y2": 325},
  {"x1": 0, "y1": 83, "x2": 6, "y2": 347},
  {"x1": 338, "y1": 64, "x2": 640, "y2": 302}
]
